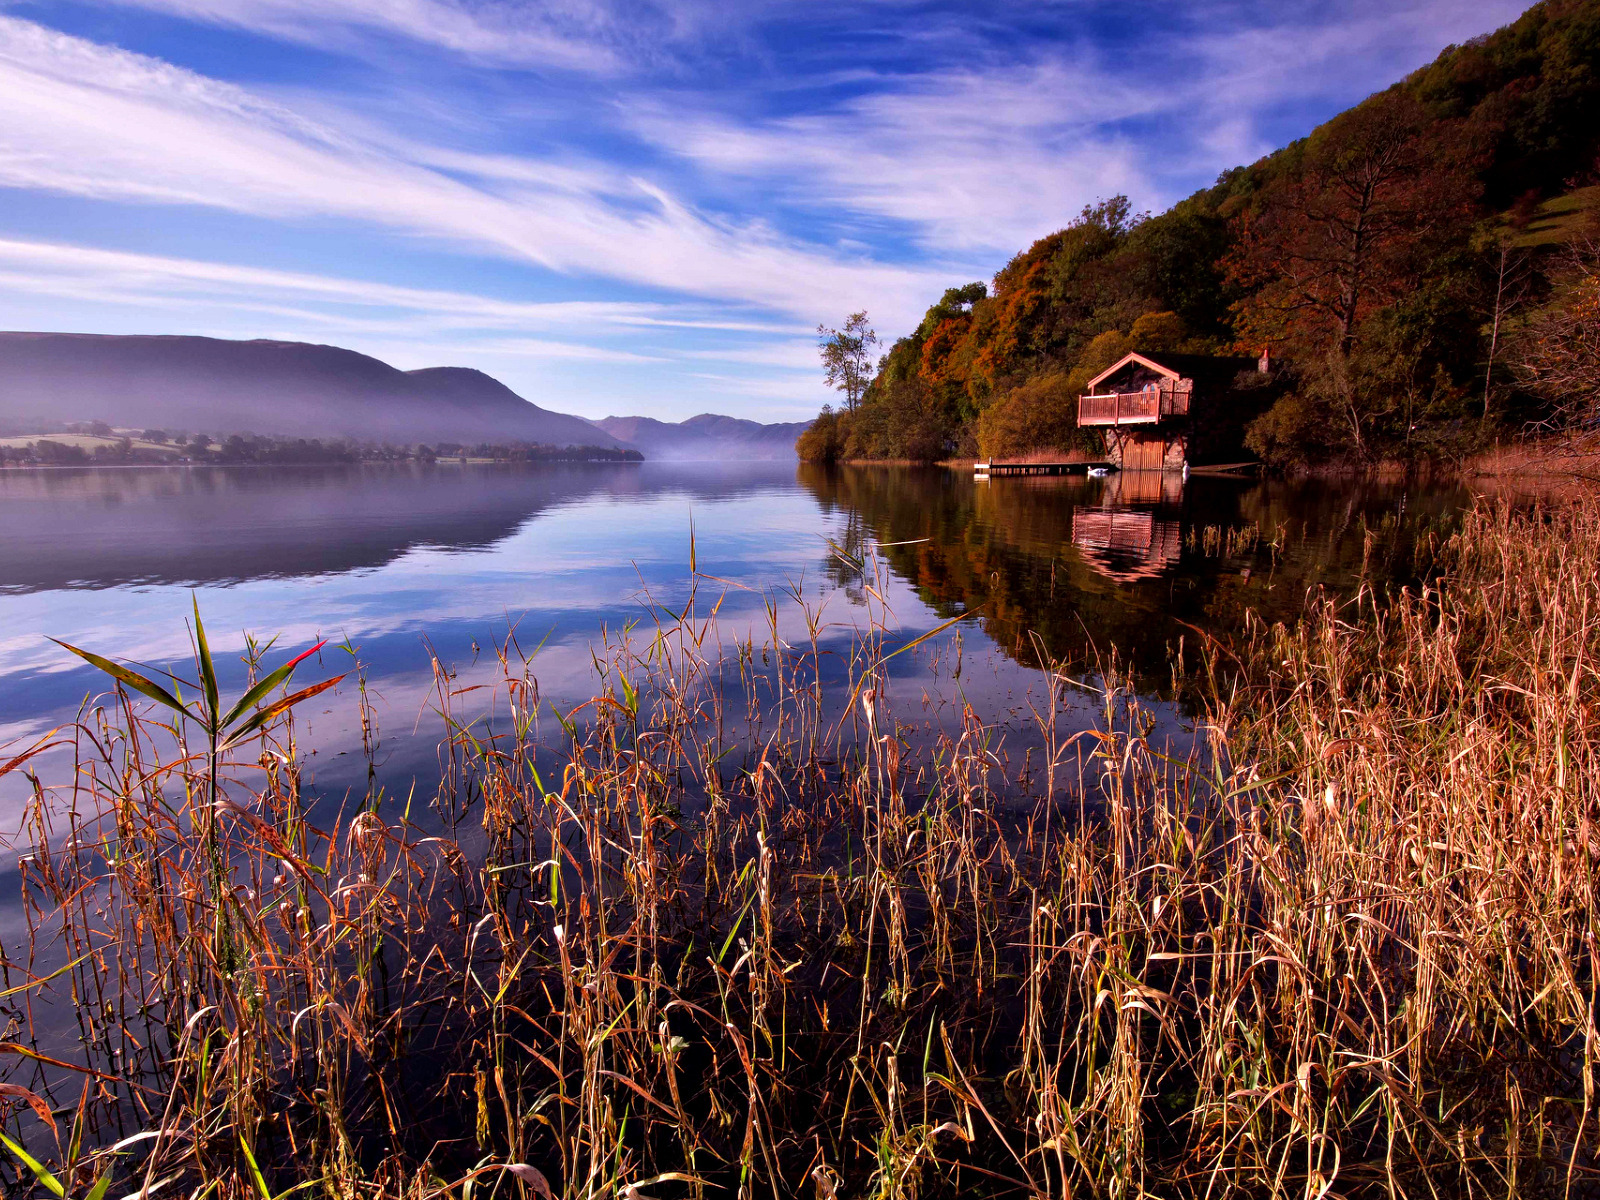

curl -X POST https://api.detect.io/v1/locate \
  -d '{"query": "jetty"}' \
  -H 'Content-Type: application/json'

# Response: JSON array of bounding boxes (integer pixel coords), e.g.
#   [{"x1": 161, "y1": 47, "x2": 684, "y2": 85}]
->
[{"x1": 974, "y1": 460, "x2": 1111, "y2": 478}]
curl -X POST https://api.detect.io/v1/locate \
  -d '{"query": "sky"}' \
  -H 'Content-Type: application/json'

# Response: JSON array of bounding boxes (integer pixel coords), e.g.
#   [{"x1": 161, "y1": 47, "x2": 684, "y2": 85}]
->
[{"x1": 0, "y1": 0, "x2": 1531, "y2": 422}]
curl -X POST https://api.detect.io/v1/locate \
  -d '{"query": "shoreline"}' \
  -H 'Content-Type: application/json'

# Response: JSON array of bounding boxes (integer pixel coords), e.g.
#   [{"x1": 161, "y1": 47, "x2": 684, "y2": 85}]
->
[{"x1": 0, "y1": 457, "x2": 651, "y2": 471}]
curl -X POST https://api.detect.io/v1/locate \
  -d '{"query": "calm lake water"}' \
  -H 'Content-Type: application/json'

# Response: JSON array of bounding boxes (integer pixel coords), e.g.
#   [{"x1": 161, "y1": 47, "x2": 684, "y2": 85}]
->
[{"x1": 0, "y1": 461, "x2": 1472, "y2": 836}]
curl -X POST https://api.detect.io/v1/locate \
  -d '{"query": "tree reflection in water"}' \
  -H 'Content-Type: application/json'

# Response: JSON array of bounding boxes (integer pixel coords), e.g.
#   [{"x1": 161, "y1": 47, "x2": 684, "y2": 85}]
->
[{"x1": 797, "y1": 463, "x2": 1469, "y2": 687}]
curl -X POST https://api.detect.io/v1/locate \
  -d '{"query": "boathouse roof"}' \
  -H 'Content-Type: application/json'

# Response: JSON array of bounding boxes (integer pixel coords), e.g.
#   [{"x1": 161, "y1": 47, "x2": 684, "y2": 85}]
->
[{"x1": 1085, "y1": 351, "x2": 1261, "y2": 394}]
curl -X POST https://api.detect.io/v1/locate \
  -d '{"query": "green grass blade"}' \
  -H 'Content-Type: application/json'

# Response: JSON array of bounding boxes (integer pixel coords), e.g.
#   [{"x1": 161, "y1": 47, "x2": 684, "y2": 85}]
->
[
  {"x1": 48, "y1": 640, "x2": 191, "y2": 719},
  {"x1": 238, "y1": 1133, "x2": 271, "y2": 1200},
  {"x1": 549, "y1": 702, "x2": 578, "y2": 741},
  {"x1": 0, "y1": 951, "x2": 95, "y2": 999},
  {"x1": 191, "y1": 595, "x2": 220, "y2": 729},
  {"x1": 0, "y1": 1129, "x2": 65, "y2": 1198}
]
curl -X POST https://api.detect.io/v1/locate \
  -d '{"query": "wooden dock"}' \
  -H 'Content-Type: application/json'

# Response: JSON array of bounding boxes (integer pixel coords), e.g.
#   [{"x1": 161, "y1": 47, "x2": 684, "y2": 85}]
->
[{"x1": 975, "y1": 460, "x2": 1111, "y2": 478}]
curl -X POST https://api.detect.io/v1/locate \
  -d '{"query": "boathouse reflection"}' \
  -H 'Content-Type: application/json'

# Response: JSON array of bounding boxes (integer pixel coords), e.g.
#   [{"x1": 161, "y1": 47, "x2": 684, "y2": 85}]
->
[
  {"x1": 795, "y1": 464, "x2": 1451, "y2": 682},
  {"x1": 1069, "y1": 470, "x2": 1184, "y2": 584}
]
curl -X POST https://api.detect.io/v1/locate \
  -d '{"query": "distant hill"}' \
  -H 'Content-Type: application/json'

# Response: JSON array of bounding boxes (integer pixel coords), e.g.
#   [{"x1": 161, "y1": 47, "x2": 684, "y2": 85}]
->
[
  {"x1": 0, "y1": 333, "x2": 620, "y2": 448},
  {"x1": 597, "y1": 413, "x2": 809, "y2": 460}
]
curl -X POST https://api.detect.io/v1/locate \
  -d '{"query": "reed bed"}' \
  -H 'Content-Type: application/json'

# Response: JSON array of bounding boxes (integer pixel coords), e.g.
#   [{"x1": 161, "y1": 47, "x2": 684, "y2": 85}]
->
[{"x1": 3, "y1": 493, "x2": 1599, "y2": 1198}]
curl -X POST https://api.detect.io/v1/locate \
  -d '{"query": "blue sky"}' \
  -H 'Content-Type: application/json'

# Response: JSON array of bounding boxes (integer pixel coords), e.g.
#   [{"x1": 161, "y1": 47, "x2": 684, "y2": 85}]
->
[{"x1": 0, "y1": 0, "x2": 1528, "y2": 422}]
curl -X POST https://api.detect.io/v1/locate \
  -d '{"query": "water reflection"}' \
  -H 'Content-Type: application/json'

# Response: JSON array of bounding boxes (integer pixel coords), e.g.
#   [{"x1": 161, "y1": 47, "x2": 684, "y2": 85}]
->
[
  {"x1": 1070, "y1": 472, "x2": 1186, "y2": 582},
  {"x1": 797, "y1": 464, "x2": 1468, "y2": 676},
  {"x1": 0, "y1": 460, "x2": 1477, "y2": 839},
  {"x1": 0, "y1": 463, "x2": 794, "y2": 593},
  {"x1": 0, "y1": 461, "x2": 1471, "y2": 752},
  {"x1": 1070, "y1": 508, "x2": 1183, "y2": 582}
]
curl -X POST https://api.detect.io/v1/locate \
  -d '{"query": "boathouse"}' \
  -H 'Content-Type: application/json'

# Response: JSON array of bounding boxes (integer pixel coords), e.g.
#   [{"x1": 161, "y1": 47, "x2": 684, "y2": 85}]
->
[{"x1": 1077, "y1": 349, "x2": 1272, "y2": 471}]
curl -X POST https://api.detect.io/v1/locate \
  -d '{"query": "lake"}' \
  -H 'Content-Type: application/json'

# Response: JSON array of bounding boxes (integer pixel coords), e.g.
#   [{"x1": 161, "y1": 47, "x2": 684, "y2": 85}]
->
[{"x1": 0, "y1": 461, "x2": 1470, "y2": 837}]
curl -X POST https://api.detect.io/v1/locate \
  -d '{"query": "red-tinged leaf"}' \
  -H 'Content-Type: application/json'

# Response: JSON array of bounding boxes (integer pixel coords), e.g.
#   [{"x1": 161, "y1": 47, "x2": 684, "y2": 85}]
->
[
  {"x1": 0, "y1": 1043, "x2": 125, "y2": 1084},
  {"x1": 504, "y1": 1165, "x2": 553, "y2": 1200},
  {"x1": 0, "y1": 733, "x2": 67, "y2": 780},
  {"x1": 219, "y1": 639, "x2": 327, "y2": 731},
  {"x1": 218, "y1": 674, "x2": 345, "y2": 750},
  {"x1": 0, "y1": 1083, "x2": 56, "y2": 1133},
  {"x1": 282, "y1": 639, "x2": 327, "y2": 673}
]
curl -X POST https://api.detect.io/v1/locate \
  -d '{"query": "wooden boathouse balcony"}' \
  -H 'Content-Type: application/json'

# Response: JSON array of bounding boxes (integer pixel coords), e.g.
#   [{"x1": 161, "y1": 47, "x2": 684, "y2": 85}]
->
[{"x1": 1077, "y1": 380, "x2": 1191, "y2": 427}]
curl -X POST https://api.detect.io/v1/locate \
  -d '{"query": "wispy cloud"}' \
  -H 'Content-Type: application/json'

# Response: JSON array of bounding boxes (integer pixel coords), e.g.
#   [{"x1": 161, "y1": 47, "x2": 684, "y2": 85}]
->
[
  {"x1": 0, "y1": 16, "x2": 948, "y2": 325},
  {"x1": 679, "y1": 340, "x2": 820, "y2": 370},
  {"x1": 633, "y1": 59, "x2": 1155, "y2": 257},
  {"x1": 0, "y1": 237, "x2": 797, "y2": 334},
  {"x1": 96, "y1": 0, "x2": 648, "y2": 71}
]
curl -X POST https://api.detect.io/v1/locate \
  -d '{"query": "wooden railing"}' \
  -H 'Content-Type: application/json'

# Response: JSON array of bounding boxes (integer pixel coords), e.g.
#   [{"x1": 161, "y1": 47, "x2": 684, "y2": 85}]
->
[{"x1": 1078, "y1": 380, "x2": 1191, "y2": 426}]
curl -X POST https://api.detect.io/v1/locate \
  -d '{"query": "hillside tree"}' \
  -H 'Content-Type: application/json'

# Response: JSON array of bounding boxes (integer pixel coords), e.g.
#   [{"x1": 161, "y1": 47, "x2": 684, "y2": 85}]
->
[
  {"x1": 1231, "y1": 91, "x2": 1478, "y2": 360},
  {"x1": 817, "y1": 312, "x2": 879, "y2": 412},
  {"x1": 1515, "y1": 237, "x2": 1600, "y2": 427}
]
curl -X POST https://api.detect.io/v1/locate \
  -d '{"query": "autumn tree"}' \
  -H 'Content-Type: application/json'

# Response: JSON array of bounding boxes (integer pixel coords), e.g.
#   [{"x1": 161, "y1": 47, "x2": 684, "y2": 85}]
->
[
  {"x1": 975, "y1": 372, "x2": 1085, "y2": 460},
  {"x1": 795, "y1": 405, "x2": 851, "y2": 463},
  {"x1": 1232, "y1": 91, "x2": 1478, "y2": 361},
  {"x1": 817, "y1": 312, "x2": 879, "y2": 412},
  {"x1": 1231, "y1": 91, "x2": 1483, "y2": 460},
  {"x1": 1515, "y1": 237, "x2": 1600, "y2": 427}
]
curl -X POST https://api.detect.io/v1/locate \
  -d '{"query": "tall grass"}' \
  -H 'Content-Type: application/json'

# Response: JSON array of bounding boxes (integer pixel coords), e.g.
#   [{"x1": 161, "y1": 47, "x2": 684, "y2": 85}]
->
[{"x1": 3, "y1": 494, "x2": 1599, "y2": 1198}]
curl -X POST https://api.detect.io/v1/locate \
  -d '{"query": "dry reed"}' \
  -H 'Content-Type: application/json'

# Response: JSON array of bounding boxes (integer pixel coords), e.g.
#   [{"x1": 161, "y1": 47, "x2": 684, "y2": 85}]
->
[{"x1": 2, "y1": 493, "x2": 1599, "y2": 1198}]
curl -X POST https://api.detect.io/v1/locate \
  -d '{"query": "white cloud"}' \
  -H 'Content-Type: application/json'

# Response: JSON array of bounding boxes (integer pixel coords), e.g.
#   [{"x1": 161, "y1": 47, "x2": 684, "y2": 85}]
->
[
  {"x1": 0, "y1": 237, "x2": 797, "y2": 334},
  {"x1": 94, "y1": 0, "x2": 802, "y2": 72},
  {"x1": 0, "y1": 16, "x2": 949, "y2": 326},
  {"x1": 96, "y1": 0, "x2": 626, "y2": 71},
  {"x1": 679, "y1": 340, "x2": 819, "y2": 369},
  {"x1": 1188, "y1": 0, "x2": 1532, "y2": 112},
  {"x1": 636, "y1": 57, "x2": 1155, "y2": 256},
  {"x1": 460, "y1": 337, "x2": 664, "y2": 362}
]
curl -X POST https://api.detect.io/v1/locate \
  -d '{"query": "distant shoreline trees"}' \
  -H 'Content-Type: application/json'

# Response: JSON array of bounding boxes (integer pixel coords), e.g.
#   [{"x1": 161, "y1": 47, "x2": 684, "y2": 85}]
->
[{"x1": 0, "y1": 431, "x2": 644, "y2": 468}]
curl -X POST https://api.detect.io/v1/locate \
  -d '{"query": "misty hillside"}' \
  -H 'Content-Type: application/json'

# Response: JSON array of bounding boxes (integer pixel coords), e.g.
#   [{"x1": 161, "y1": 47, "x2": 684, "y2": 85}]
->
[
  {"x1": 597, "y1": 413, "x2": 809, "y2": 460},
  {"x1": 0, "y1": 333, "x2": 620, "y2": 448}
]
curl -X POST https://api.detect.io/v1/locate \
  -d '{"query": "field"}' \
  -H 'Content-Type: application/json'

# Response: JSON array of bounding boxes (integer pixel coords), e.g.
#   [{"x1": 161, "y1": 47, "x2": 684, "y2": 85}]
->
[
  {"x1": 1505, "y1": 184, "x2": 1600, "y2": 248},
  {"x1": 0, "y1": 432, "x2": 182, "y2": 455},
  {"x1": 2, "y1": 486, "x2": 1599, "y2": 1197}
]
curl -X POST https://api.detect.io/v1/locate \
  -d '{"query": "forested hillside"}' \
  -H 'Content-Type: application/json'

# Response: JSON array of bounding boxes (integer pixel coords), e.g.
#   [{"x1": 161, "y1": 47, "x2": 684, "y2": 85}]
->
[{"x1": 799, "y1": 0, "x2": 1600, "y2": 466}]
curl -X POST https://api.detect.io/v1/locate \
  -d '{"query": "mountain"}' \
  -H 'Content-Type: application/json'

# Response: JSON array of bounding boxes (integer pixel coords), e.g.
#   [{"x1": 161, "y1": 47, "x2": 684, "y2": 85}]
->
[
  {"x1": 596, "y1": 413, "x2": 810, "y2": 460},
  {"x1": 0, "y1": 333, "x2": 620, "y2": 447}
]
